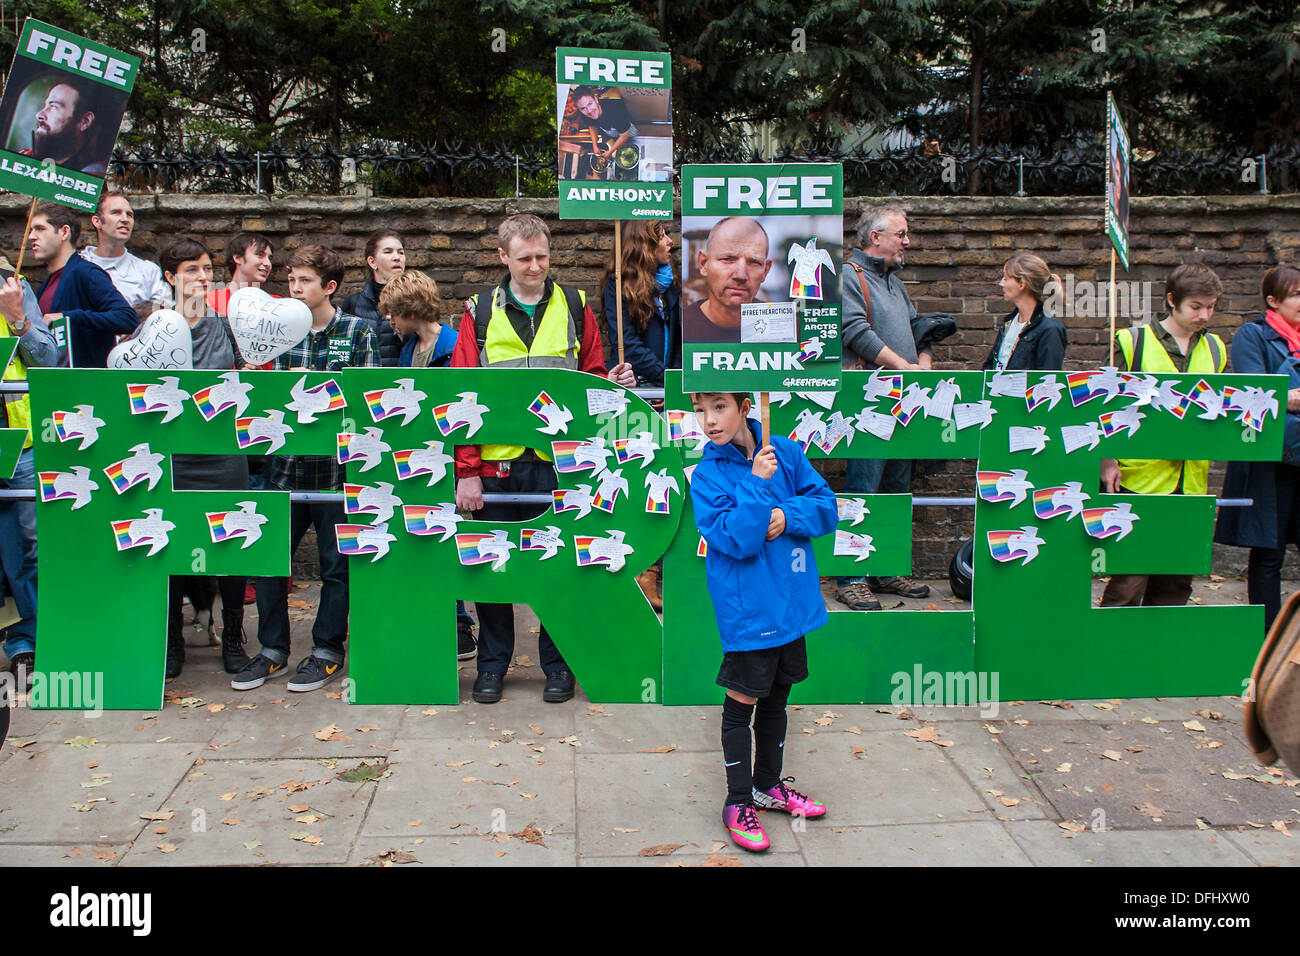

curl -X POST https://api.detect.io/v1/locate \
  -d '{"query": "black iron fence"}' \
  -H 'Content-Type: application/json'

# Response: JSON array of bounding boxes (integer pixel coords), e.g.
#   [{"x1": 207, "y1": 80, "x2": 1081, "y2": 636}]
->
[{"x1": 107, "y1": 140, "x2": 1300, "y2": 198}]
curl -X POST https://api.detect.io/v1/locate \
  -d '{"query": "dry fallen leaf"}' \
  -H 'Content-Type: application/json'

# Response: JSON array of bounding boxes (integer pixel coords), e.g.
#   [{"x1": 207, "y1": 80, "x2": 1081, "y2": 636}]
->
[
  {"x1": 639, "y1": 745, "x2": 676, "y2": 754},
  {"x1": 64, "y1": 736, "x2": 98, "y2": 748},
  {"x1": 1100, "y1": 750, "x2": 1123, "y2": 761},
  {"x1": 638, "y1": 843, "x2": 686, "y2": 857},
  {"x1": 850, "y1": 746, "x2": 866, "y2": 760},
  {"x1": 1135, "y1": 802, "x2": 1165, "y2": 822},
  {"x1": 529, "y1": 724, "x2": 543, "y2": 735},
  {"x1": 355, "y1": 725, "x2": 380, "y2": 733},
  {"x1": 999, "y1": 797, "x2": 1020, "y2": 807},
  {"x1": 1055, "y1": 762, "x2": 1073, "y2": 773},
  {"x1": 984, "y1": 724, "x2": 1004, "y2": 735},
  {"x1": 1058, "y1": 821, "x2": 1087, "y2": 833},
  {"x1": 156, "y1": 843, "x2": 177, "y2": 854},
  {"x1": 699, "y1": 854, "x2": 743, "y2": 867},
  {"x1": 207, "y1": 703, "x2": 225, "y2": 713},
  {"x1": 1273, "y1": 820, "x2": 1292, "y2": 838},
  {"x1": 93, "y1": 848, "x2": 115, "y2": 860},
  {"x1": 906, "y1": 726, "x2": 954, "y2": 747},
  {"x1": 287, "y1": 803, "x2": 310, "y2": 813},
  {"x1": 446, "y1": 760, "x2": 473, "y2": 768},
  {"x1": 139, "y1": 809, "x2": 175, "y2": 821},
  {"x1": 1183, "y1": 720, "x2": 1207, "y2": 733},
  {"x1": 314, "y1": 723, "x2": 349, "y2": 742},
  {"x1": 218, "y1": 792, "x2": 237, "y2": 801},
  {"x1": 221, "y1": 818, "x2": 241, "y2": 826},
  {"x1": 295, "y1": 814, "x2": 320, "y2": 825}
]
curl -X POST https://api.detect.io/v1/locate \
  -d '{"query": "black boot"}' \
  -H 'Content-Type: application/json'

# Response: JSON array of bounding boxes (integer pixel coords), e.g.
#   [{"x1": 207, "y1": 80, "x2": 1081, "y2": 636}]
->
[
  {"x1": 166, "y1": 600, "x2": 185, "y2": 679},
  {"x1": 220, "y1": 608, "x2": 251, "y2": 674}
]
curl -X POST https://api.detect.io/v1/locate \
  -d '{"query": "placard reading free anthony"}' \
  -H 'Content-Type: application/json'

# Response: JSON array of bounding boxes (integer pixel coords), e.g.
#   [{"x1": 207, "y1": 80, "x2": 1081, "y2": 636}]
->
[
  {"x1": 681, "y1": 163, "x2": 843, "y2": 392},
  {"x1": 556, "y1": 47, "x2": 672, "y2": 220},
  {"x1": 0, "y1": 19, "x2": 139, "y2": 212}
]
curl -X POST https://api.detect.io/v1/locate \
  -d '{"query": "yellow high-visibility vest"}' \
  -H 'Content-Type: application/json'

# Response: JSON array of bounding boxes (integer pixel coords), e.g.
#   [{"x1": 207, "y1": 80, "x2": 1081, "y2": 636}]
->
[
  {"x1": 1115, "y1": 323, "x2": 1226, "y2": 495},
  {"x1": 476, "y1": 284, "x2": 580, "y2": 462},
  {"x1": 0, "y1": 320, "x2": 32, "y2": 451}
]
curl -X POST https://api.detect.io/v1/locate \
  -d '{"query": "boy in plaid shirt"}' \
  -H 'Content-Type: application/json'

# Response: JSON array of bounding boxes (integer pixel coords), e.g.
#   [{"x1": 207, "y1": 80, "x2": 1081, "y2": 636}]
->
[{"x1": 235, "y1": 245, "x2": 380, "y2": 693}]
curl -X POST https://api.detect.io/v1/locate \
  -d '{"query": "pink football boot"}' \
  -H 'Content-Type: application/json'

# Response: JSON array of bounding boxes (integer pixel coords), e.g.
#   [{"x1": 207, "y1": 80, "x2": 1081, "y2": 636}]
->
[
  {"x1": 752, "y1": 777, "x2": 827, "y2": 818},
  {"x1": 722, "y1": 803, "x2": 770, "y2": 852}
]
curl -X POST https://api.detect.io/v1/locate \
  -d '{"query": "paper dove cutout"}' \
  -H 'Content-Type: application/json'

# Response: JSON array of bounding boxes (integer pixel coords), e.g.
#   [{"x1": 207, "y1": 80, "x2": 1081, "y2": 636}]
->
[
  {"x1": 286, "y1": 375, "x2": 346, "y2": 424},
  {"x1": 552, "y1": 484, "x2": 595, "y2": 518},
  {"x1": 206, "y1": 501, "x2": 268, "y2": 549},
  {"x1": 390, "y1": 440, "x2": 454, "y2": 487},
  {"x1": 1031, "y1": 482, "x2": 1091, "y2": 521},
  {"x1": 129, "y1": 376, "x2": 191, "y2": 423},
  {"x1": 53, "y1": 405, "x2": 106, "y2": 450},
  {"x1": 365, "y1": 378, "x2": 428, "y2": 426},
  {"x1": 433, "y1": 392, "x2": 490, "y2": 437},
  {"x1": 892, "y1": 382, "x2": 931, "y2": 425},
  {"x1": 1008, "y1": 425, "x2": 1049, "y2": 455},
  {"x1": 952, "y1": 401, "x2": 995, "y2": 431},
  {"x1": 833, "y1": 530, "x2": 875, "y2": 562},
  {"x1": 926, "y1": 378, "x2": 962, "y2": 420},
  {"x1": 855, "y1": 409, "x2": 897, "y2": 441},
  {"x1": 1025, "y1": 374, "x2": 1064, "y2": 412},
  {"x1": 111, "y1": 508, "x2": 175, "y2": 556},
  {"x1": 577, "y1": 530, "x2": 635, "y2": 573},
  {"x1": 236, "y1": 409, "x2": 293, "y2": 453},
  {"x1": 787, "y1": 238, "x2": 836, "y2": 298},
  {"x1": 457, "y1": 529, "x2": 516, "y2": 571},
  {"x1": 1083, "y1": 502, "x2": 1140, "y2": 541},
  {"x1": 593, "y1": 468, "x2": 630, "y2": 514},
  {"x1": 615, "y1": 431, "x2": 660, "y2": 468},
  {"x1": 976, "y1": 469, "x2": 1033, "y2": 508},
  {"x1": 106, "y1": 443, "x2": 165, "y2": 494},
  {"x1": 862, "y1": 370, "x2": 903, "y2": 404},
  {"x1": 1099, "y1": 407, "x2": 1146, "y2": 437},
  {"x1": 337, "y1": 427, "x2": 393, "y2": 472},
  {"x1": 644, "y1": 468, "x2": 681, "y2": 514},
  {"x1": 816, "y1": 411, "x2": 857, "y2": 454},
  {"x1": 521, "y1": 525, "x2": 566, "y2": 560},
  {"x1": 837, "y1": 497, "x2": 869, "y2": 527},
  {"x1": 344, "y1": 481, "x2": 403, "y2": 524},
  {"x1": 401, "y1": 502, "x2": 462, "y2": 541},
  {"x1": 38, "y1": 466, "x2": 99, "y2": 509},
  {"x1": 989, "y1": 370, "x2": 1028, "y2": 398},
  {"x1": 193, "y1": 371, "x2": 253, "y2": 421},
  {"x1": 587, "y1": 389, "x2": 630, "y2": 417},
  {"x1": 987, "y1": 526, "x2": 1044, "y2": 565},
  {"x1": 1061, "y1": 422, "x2": 1103, "y2": 454},
  {"x1": 337, "y1": 522, "x2": 397, "y2": 562},
  {"x1": 1119, "y1": 372, "x2": 1160, "y2": 407},
  {"x1": 529, "y1": 391, "x2": 573, "y2": 435}
]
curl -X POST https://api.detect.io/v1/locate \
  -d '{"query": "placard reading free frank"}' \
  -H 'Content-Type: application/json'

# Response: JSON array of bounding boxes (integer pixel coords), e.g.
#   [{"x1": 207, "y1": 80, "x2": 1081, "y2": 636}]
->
[
  {"x1": 0, "y1": 19, "x2": 139, "y2": 211},
  {"x1": 556, "y1": 47, "x2": 672, "y2": 220},
  {"x1": 681, "y1": 163, "x2": 843, "y2": 392}
]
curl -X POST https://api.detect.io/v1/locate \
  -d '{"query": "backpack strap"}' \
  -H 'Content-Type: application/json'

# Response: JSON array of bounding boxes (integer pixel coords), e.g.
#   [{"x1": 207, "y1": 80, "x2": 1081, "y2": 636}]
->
[
  {"x1": 1206, "y1": 332, "x2": 1224, "y2": 372},
  {"x1": 846, "y1": 261, "x2": 872, "y2": 329},
  {"x1": 560, "y1": 282, "x2": 586, "y2": 345},
  {"x1": 1128, "y1": 324, "x2": 1145, "y2": 372}
]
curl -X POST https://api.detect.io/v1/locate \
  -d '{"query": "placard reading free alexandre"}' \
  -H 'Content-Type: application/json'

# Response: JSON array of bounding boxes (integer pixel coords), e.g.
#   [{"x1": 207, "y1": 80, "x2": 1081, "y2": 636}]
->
[
  {"x1": 556, "y1": 47, "x2": 672, "y2": 220},
  {"x1": 0, "y1": 19, "x2": 139, "y2": 212},
  {"x1": 681, "y1": 163, "x2": 843, "y2": 392}
]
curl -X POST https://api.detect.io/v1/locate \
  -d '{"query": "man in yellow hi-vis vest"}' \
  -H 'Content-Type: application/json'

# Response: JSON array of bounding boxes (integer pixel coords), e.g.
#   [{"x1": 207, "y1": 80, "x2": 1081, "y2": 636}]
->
[
  {"x1": 452, "y1": 214, "x2": 637, "y2": 705},
  {"x1": 1100, "y1": 263, "x2": 1227, "y2": 608},
  {"x1": 0, "y1": 261, "x2": 58, "y2": 690}
]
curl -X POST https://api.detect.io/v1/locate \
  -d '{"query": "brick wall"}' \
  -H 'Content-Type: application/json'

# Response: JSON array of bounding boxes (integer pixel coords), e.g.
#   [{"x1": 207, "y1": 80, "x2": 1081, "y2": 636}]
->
[{"x1": 8, "y1": 192, "x2": 1297, "y2": 575}]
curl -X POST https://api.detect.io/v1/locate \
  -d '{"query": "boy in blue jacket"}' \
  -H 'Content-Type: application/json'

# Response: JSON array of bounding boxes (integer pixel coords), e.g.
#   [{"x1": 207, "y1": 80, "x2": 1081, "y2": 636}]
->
[{"x1": 689, "y1": 391, "x2": 838, "y2": 852}]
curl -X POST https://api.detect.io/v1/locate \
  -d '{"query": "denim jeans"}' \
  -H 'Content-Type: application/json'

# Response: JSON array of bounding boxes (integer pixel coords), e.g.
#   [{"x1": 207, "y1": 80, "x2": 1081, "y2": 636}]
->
[
  {"x1": 0, "y1": 448, "x2": 37, "y2": 657},
  {"x1": 838, "y1": 456, "x2": 912, "y2": 587},
  {"x1": 254, "y1": 501, "x2": 349, "y2": 663}
]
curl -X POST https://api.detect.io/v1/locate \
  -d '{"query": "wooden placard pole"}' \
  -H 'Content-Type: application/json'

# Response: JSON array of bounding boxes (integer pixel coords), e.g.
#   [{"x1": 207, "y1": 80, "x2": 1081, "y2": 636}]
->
[
  {"x1": 12, "y1": 196, "x2": 37, "y2": 280},
  {"x1": 760, "y1": 392, "x2": 770, "y2": 448},
  {"x1": 1108, "y1": 248, "x2": 1117, "y2": 366},
  {"x1": 614, "y1": 223, "x2": 624, "y2": 365}
]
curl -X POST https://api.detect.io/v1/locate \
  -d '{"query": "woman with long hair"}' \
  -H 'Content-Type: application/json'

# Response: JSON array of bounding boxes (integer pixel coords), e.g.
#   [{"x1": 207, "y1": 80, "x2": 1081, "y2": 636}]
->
[
  {"x1": 601, "y1": 220, "x2": 681, "y2": 388},
  {"x1": 982, "y1": 252, "x2": 1068, "y2": 372}
]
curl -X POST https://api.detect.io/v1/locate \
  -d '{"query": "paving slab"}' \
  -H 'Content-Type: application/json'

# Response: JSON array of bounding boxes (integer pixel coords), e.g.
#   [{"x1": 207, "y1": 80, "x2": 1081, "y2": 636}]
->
[
  {"x1": 1221, "y1": 827, "x2": 1300, "y2": 866},
  {"x1": 580, "y1": 849, "x2": 805, "y2": 867},
  {"x1": 998, "y1": 719, "x2": 1300, "y2": 828},
  {"x1": 118, "y1": 756, "x2": 378, "y2": 866},
  {"x1": 361, "y1": 737, "x2": 575, "y2": 839},
  {"x1": 577, "y1": 702, "x2": 716, "y2": 753},
  {"x1": 794, "y1": 821, "x2": 1033, "y2": 866},
  {"x1": 349, "y1": 831, "x2": 576, "y2": 866},
  {"x1": 936, "y1": 720, "x2": 1053, "y2": 821},
  {"x1": 0, "y1": 742, "x2": 197, "y2": 845},
  {"x1": 1004, "y1": 820, "x2": 1256, "y2": 867},
  {"x1": 0, "y1": 843, "x2": 131, "y2": 865}
]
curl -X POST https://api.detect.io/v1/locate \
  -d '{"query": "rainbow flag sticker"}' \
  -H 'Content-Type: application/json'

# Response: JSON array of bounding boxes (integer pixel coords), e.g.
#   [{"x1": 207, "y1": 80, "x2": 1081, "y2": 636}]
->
[
  {"x1": 1032, "y1": 487, "x2": 1071, "y2": 520},
  {"x1": 697, "y1": 536, "x2": 708, "y2": 558},
  {"x1": 645, "y1": 492, "x2": 671, "y2": 514},
  {"x1": 667, "y1": 410, "x2": 704, "y2": 444},
  {"x1": 110, "y1": 519, "x2": 136, "y2": 550},
  {"x1": 102, "y1": 459, "x2": 137, "y2": 495},
  {"x1": 1067, "y1": 372, "x2": 1103, "y2": 407},
  {"x1": 234, "y1": 417, "x2": 259, "y2": 448},
  {"x1": 336, "y1": 524, "x2": 381, "y2": 556},
  {"x1": 574, "y1": 535, "x2": 602, "y2": 567},
  {"x1": 455, "y1": 532, "x2": 511, "y2": 569},
  {"x1": 986, "y1": 529, "x2": 1028, "y2": 563},
  {"x1": 126, "y1": 383, "x2": 155, "y2": 414},
  {"x1": 551, "y1": 440, "x2": 602, "y2": 474},
  {"x1": 976, "y1": 471, "x2": 1013, "y2": 503},
  {"x1": 206, "y1": 512, "x2": 238, "y2": 542},
  {"x1": 193, "y1": 384, "x2": 228, "y2": 420}
]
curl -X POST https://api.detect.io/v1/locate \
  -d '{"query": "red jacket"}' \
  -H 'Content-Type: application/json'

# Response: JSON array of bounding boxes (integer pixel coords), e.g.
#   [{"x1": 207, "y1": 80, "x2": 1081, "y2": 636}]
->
[{"x1": 452, "y1": 276, "x2": 609, "y2": 478}]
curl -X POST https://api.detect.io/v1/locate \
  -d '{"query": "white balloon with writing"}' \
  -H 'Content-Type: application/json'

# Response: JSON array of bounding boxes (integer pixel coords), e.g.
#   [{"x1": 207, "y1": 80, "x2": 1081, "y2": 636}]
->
[
  {"x1": 107, "y1": 309, "x2": 192, "y2": 370},
  {"x1": 227, "y1": 287, "x2": 312, "y2": 365}
]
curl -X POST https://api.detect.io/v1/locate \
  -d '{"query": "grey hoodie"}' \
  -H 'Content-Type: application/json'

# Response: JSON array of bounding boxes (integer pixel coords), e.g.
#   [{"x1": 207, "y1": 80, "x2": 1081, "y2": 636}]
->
[{"x1": 840, "y1": 250, "x2": 922, "y2": 367}]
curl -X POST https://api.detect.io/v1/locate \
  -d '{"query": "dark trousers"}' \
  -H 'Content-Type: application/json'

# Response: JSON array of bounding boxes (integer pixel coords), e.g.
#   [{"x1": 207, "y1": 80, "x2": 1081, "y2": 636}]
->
[
  {"x1": 472, "y1": 460, "x2": 566, "y2": 677},
  {"x1": 1246, "y1": 464, "x2": 1300, "y2": 632},
  {"x1": 255, "y1": 501, "x2": 349, "y2": 664},
  {"x1": 839, "y1": 455, "x2": 912, "y2": 586},
  {"x1": 1099, "y1": 574, "x2": 1193, "y2": 608}
]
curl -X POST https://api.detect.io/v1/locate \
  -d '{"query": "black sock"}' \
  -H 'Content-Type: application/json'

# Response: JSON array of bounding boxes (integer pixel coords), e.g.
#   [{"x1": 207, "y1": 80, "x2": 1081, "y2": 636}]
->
[
  {"x1": 721, "y1": 695, "x2": 755, "y2": 805},
  {"x1": 752, "y1": 682, "x2": 791, "y2": 792}
]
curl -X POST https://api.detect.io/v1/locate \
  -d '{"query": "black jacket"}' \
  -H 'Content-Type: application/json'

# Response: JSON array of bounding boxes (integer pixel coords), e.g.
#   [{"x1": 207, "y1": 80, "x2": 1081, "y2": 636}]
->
[
  {"x1": 981, "y1": 305, "x2": 1068, "y2": 372},
  {"x1": 602, "y1": 277, "x2": 681, "y2": 386},
  {"x1": 341, "y1": 277, "x2": 401, "y2": 367}
]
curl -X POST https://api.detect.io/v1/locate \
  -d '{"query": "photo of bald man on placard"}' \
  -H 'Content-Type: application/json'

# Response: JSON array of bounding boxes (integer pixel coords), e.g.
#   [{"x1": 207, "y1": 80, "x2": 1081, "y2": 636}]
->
[{"x1": 682, "y1": 216, "x2": 773, "y2": 343}]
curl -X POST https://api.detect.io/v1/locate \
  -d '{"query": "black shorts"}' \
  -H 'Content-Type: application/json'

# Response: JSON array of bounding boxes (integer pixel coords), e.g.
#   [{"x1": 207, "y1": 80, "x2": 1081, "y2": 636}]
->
[{"x1": 716, "y1": 637, "x2": 808, "y2": 699}]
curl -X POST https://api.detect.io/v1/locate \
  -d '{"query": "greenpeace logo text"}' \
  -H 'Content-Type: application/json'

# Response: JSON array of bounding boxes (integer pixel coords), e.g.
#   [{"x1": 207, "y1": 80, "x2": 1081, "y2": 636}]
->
[{"x1": 50, "y1": 886, "x2": 151, "y2": 936}]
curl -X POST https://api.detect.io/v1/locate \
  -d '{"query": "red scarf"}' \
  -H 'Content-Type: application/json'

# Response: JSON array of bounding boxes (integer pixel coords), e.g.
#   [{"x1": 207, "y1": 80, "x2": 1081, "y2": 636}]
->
[{"x1": 1265, "y1": 308, "x2": 1300, "y2": 356}]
